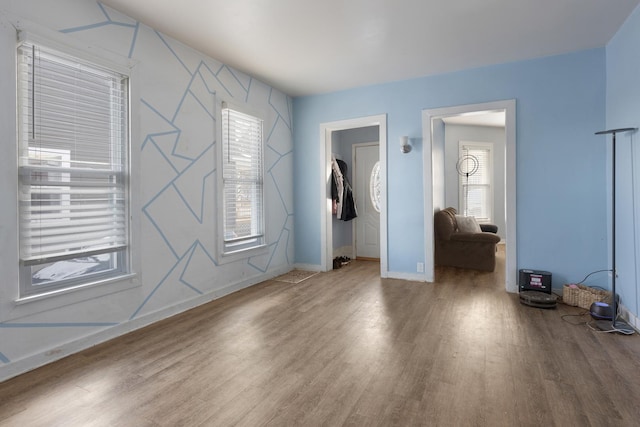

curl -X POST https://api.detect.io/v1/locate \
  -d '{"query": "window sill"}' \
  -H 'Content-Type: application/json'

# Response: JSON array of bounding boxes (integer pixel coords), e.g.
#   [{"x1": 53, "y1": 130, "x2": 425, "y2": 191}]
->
[
  {"x1": 218, "y1": 244, "x2": 269, "y2": 265},
  {"x1": 15, "y1": 273, "x2": 138, "y2": 305},
  {"x1": 2, "y1": 273, "x2": 140, "y2": 322}
]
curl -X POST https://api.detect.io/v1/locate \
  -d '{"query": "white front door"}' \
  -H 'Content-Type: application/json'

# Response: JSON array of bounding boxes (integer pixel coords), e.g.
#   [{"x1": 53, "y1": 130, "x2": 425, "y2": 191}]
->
[{"x1": 354, "y1": 144, "x2": 380, "y2": 259}]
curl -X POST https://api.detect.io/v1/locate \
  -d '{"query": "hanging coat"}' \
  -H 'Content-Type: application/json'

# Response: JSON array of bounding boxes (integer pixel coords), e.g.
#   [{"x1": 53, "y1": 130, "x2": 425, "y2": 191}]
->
[
  {"x1": 331, "y1": 157, "x2": 344, "y2": 217},
  {"x1": 331, "y1": 158, "x2": 357, "y2": 221}
]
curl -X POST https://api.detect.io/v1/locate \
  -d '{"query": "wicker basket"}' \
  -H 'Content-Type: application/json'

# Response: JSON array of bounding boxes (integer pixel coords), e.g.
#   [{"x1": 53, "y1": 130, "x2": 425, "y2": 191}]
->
[{"x1": 562, "y1": 284, "x2": 611, "y2": 309}]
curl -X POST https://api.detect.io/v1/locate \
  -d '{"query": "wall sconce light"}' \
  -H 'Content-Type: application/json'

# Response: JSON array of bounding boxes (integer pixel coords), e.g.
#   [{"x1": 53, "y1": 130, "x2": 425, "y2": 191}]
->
[{"x1": 400, "y1": 136, "x2": 412, "y2": 153}]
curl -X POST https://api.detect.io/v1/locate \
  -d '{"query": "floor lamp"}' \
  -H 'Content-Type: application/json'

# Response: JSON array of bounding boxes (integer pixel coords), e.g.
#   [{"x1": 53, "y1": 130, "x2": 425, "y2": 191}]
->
[{"x1": 594, "y1": 127, "x2": 637, "y2": 335}]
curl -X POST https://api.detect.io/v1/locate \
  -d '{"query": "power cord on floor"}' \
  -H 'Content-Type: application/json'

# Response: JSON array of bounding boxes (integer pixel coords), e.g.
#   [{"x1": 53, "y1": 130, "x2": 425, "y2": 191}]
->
[
  {"x1": 585, "y1": 320, "x2": 635, "y2": 334},
  {"x1": 559, "y1": 308, "x2": 634, "y2": 333},
  {"x1": 561, "y1": 311, "x2": 590, "y2": 325},
  {"x1": 556, "y1": 269, "x2": 636, "y2": 334},
  {"x1": 556, "y1": 268, "x2": 610, "y2": 315},
  {"x1": 561, "y1": 309, "x2": 635, "y2": 333}
]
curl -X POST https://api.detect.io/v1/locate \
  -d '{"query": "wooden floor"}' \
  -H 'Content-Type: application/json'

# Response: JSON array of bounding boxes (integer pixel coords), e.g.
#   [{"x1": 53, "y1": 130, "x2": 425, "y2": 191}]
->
[{"x1": 2, "y1": 252, "x2": 640, "y2": 426}]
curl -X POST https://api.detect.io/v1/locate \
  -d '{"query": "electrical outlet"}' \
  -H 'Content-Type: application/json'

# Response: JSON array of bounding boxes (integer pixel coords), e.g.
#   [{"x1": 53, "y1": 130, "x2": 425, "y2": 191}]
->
[{"x1": 417, "y1": 262, "x2": 424, "y2": 273}]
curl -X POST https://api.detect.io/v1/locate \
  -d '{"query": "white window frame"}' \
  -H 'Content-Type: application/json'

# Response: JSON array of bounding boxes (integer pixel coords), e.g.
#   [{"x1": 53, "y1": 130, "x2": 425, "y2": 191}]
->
[
  {"x1": 215, "y1": 100, "x2": 268, "y2": 263},
  {"x1": 1, "y1": 24, "x2": 141, "y2": 315},
  {"x1": 458, "y1": 141, "x2": 493, "y2": 223}
]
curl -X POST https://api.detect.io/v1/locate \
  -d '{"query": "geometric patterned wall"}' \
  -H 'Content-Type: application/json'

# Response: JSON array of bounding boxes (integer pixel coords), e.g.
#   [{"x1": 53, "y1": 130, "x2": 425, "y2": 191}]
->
[{"x1": 0, "y1": 0, "x2": 293, "y2": 374}]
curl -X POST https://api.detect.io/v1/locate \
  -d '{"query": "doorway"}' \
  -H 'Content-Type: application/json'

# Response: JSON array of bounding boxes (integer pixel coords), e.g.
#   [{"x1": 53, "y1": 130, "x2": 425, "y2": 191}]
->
[
  {"x1": 320, "y1": 115, "x2": 388, "y2": 276},
  {"x1": 423, "y1": 100, "x2": 517, "y2": 292}
]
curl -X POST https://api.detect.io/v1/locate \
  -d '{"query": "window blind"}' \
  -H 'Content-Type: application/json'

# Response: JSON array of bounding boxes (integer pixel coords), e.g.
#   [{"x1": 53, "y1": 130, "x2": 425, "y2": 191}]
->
[
  {"x1": 221, "y1": 106, "x2": 264, "y2": 247},
  {"x1": 461, "y1": 145, "x2": 491, "y2": 221},
  {"x1": 17, "y1": 42, "x2": 129, "y2": 265}
]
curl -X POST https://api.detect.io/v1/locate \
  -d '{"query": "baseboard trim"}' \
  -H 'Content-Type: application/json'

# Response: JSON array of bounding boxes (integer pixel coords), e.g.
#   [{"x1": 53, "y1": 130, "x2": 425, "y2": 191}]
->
[
  {"x1": 619, "y1": 303, "x2": 640, "y2": 332},
  {"x1": 386, "y1": 271, "x2": 428, "y2": 282},
  {"x1": 333, "y1": 246, "x2": 353, "y2": 259},
  {"x1": 0, "y1": 265, "x2": 291, "y2": 383},
  {"x1": 293, "y1": 263, "x2": 324, "y2": 272}
]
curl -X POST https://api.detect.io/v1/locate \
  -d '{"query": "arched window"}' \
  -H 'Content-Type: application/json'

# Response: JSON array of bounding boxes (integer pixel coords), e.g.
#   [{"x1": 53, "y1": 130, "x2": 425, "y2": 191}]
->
[{"x1": 370, "y1": 161, "x2": 381, "y2": 213}]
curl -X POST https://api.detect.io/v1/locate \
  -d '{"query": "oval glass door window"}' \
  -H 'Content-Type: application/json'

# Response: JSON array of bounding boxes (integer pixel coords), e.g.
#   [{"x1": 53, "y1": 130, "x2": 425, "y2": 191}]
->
[{"x1": 370, "y1": 161, "x2": 381, "y2": 213}]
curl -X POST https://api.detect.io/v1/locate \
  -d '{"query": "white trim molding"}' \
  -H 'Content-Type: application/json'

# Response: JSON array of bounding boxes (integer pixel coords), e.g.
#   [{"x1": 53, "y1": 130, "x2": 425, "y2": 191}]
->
[
  {"x1": 422, "y1": 100, "x2": 517, "y2": 291},
  {"x1": 319, "y1": 115, "x2": 388, "y2": 277},
  {"x1": 620, "y1": 303, "x2": 640, "y2": 332}
]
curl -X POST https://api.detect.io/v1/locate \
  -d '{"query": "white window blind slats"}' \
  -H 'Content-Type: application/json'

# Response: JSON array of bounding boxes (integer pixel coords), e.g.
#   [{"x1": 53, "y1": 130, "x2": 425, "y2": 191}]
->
[
  {"x1": 20, "y1": 220, "x2": 127, "y2": 238},
  {"x1": 463, "y1": 148, "x2": 489, "y2": 185},
  {"x1": 22, "y1": 147, "x2": 121, "y2": 164},
  {"x1": 460, "y1": 144, "x2": 492, "y2": 221},
  {"x1": 21, "y1": 230, "x2": 127, "y2": 256},
  {"x1": 21, "y1": 180, "x2": 124, "y2": 191},
  {"x1": 24, "y1": 179, "x2": 123, "y2": 189},
  {"x1": 20, "y1": 214, "x2": 126, "y2": 230},
  {"x1": 21, "y1": 243, "x2": 127, "y2": 267},
  {"x1": 17, "y1": 41, "x2": 129, "y2": 266},
  {"x1": 20, "y1": 205, "x2": 126, "y2": 222},
  {"x1": 222, "y1": 183, "x2": 263, "y2": 240},
  {"x1": 19, "y1": 165, "x2": 123, "y2": 177},
  {"x1": 222, "y1": 107, "x2": 264, "y2": 247}
]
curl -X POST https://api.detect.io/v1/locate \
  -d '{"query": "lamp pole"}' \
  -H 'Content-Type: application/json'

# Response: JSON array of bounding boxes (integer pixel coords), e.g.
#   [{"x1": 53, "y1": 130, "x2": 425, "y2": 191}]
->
[{"x1": 595, "y1": 127, "x2": 636, "y2": 333}]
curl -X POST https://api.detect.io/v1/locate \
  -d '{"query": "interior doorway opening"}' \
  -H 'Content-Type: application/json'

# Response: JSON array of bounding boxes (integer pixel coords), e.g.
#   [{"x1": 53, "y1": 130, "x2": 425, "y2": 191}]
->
[
  {"x1": 423, "y1": 100, "x2": 517, "y2": 292},
  {"x1": 320, "y1": 115, "x2": 388, "y2": 276}
]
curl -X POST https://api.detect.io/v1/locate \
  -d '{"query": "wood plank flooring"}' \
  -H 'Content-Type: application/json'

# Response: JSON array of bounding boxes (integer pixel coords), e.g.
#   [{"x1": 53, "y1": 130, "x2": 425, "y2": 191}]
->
[{"x1": 2, "y1": 252, "x2": 640, "y2": 426}]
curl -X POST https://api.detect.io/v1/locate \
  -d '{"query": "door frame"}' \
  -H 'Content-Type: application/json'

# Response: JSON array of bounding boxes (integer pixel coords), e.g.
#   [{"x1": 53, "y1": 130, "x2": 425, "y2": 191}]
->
[
  {"x1": 320, "y1": 114, "x2": 388, "y2": 276},
  {"x1": 422, "y1": 100, "x2": 517, "y2": 292},
  {"x1": 352, "y1": 142, "x2": 380, "y2": 260}
]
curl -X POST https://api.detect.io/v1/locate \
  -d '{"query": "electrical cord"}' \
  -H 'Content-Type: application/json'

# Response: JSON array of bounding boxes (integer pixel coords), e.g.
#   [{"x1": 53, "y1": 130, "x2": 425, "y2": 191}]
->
[
  {"x1": 562, "y1": 270, "x2": 636, "y2": 334},
  {"x1": 586, "y1": 320, "x2": 635, "y2": 334},
  {"x1": 559, "y1": 306, "x2": 633, "y2": 332},
  {"x1": 560, "y1": 311, "x2": 590, "y2": 325},
  {"x1": 559, "y1": 269, "x2": 611, "y2": 326},
  {"x1": 573, "y1": 269, "x2": 611, "y2": 286},
  {"x1": 560, "y1": 307, "x2": 634, "y2": 333},
  {"x1": 554, "y1": 269, "x2": 609, "y2": 305}
]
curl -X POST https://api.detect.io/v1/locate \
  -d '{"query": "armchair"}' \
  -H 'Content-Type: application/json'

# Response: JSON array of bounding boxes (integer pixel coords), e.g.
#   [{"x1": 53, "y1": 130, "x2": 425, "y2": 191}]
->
[{"x1": 434, "y1": 207, "x2": 500, "y2": 272}]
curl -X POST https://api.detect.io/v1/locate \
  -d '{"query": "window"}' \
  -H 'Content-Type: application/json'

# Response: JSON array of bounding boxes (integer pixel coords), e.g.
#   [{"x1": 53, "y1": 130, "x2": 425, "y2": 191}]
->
[
  {"x1": 221, "y1": 105, "x2": 265, "y2": 254},
  {"x1": 17, "y1": 40, "x2": 130, "y2": 297},
  {"x1": 459, "y1": 142, "x2": 493, "y2": 222},
  {"x1": 370, "y1": 161, "x2": 381, "y2": 213}
]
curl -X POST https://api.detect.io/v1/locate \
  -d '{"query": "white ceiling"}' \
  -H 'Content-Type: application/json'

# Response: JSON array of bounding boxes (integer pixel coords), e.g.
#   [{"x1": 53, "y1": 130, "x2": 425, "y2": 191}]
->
[{"x1": 100, "y1": 0, "x2": 640, "y2": 97}]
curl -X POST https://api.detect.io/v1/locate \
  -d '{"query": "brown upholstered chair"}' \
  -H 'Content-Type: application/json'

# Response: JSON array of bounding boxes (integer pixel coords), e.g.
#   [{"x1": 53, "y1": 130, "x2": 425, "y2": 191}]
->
[{"x1": 434, "y1": 207, "x2": 501, "y2": 272}]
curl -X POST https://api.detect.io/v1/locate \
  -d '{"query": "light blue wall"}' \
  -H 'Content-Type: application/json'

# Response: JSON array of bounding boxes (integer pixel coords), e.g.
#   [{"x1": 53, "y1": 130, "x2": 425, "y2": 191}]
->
[
  {"x1": 606, "y1": 3, "x2": 640, "y2": 321},
  {"x1": 0, "y1": 0, "x2": 293, "y2": 380},
  {"x1": 294, "y1": 49, "x2": 607, "y2": 287}
]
